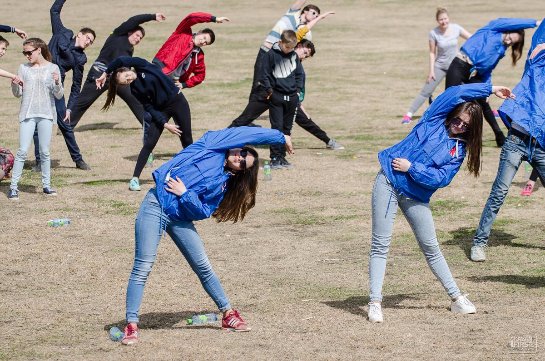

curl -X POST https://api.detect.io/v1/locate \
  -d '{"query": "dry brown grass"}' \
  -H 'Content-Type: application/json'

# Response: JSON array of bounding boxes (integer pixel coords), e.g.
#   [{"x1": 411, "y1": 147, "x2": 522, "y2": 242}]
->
[{"x1": 1, "y1": 0, "x2": 544, "y2": 360}]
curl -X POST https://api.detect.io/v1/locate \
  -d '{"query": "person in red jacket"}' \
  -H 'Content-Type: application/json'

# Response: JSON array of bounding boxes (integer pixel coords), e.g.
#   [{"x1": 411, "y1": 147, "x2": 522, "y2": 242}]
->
[{"x1": 152, "y1": 12, "x2": 229, "y2": 89}]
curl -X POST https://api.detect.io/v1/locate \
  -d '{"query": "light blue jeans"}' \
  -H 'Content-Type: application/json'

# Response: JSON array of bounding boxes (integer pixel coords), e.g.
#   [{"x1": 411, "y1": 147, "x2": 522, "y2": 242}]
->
[
  {"x1": 369, "y1": 170, "x2": 461, "y2": 302},
  {"x1": 473, "y1": 130, "x2": 545, "y2": 246},
  {"x1": 126, "y1": 188, "x2": 231, "y2": 323},
  {"x1": 10, "y1": 117, "x2": 53, "y2": 190}
]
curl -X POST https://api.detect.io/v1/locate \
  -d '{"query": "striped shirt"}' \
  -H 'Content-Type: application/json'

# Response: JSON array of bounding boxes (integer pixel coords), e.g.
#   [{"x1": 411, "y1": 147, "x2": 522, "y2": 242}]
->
[{"x1": 263, "y1": 8, "x2": 312, "y2": 49}]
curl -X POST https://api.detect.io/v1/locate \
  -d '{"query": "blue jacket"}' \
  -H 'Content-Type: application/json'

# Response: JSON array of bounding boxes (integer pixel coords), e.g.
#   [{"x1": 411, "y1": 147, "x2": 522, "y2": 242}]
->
[
  {"x1": 499, "y1": 19, "x2": 545, "y2": 149},
  {"x1": 48, "y1": 0, "x2": 88, "y2": 112},
  {"x1": 106, "y1": 56, "x2": 179, "y2": 125},
  {"x1": 152, "y1": 127, "x2": 286, "y2": 222},
  {"x1": 461, "y1": 18, "x2": 537, "y2": 83},
  {"x1": 378, "y1": 83, "x2": 492, "y2": 203}
]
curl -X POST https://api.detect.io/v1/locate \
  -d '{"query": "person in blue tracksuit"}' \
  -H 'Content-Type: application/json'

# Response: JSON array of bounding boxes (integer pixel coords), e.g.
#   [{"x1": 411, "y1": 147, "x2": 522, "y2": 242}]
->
[
  {"x1": 97, "y1": 56, "x2": 192, "y2": 192},
  {"x1": 366, "y1": 83, "x2": 513, "y2": 323},
  {"x1": 445, "y1": 18, "x2": 539, "y2": 147},
  {"x1": 470, "y1": 19, "x2": 545, "y2": 262},
  {"x1": 118, "y1": 127, "x2": 294, "y2": 345},
  {"x1": 33, "y1": 0, "x2": 96, "y2": 171}
]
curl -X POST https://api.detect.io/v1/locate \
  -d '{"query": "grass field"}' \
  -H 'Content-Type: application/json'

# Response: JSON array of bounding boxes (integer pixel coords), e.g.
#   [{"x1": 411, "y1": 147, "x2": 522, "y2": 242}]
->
[{"x1": 1, "y1": 0, "x2": 544, "y2": 360}]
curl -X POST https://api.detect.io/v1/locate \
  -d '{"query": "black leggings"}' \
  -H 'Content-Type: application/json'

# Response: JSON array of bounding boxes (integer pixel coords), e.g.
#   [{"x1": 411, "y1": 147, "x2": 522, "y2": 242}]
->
[
  {"x1": 133, "y1": 93, "x2": 192, "y2": 178},
  {"x1": 445, "y1": 57, "x2": 504, "y2": 136},
  {"x1": 528, "y1": 167, "x2": 545, "y2": 185}
]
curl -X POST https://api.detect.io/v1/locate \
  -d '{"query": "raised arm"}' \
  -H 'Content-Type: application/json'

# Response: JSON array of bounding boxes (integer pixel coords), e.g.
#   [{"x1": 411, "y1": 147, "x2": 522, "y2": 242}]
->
[
  {"x1": 0, "y1": 25, "x2": 27, "y2": 39},
  {"x1": 112, "y1": 13, "x2": 161, "y2": 36},
  {"x1": 174, "y1": 12, "x2": 216, "y2": 34},
  {"x1": 290, "y1": 0, "x2": 307, "y2": 11},
  {"x1": 487, "y1": 18, "x2": 537, "y2": 33},
  {"x1": 50, "y1": 0, "x2": 68, "y2": 35}
]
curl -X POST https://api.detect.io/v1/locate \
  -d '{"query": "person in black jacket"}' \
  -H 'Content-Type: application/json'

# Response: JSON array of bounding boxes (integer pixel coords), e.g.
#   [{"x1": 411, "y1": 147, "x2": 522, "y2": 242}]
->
[
  {"x1": 260, "y1": 30, "x2": 303, "y2": 168},
  {"x1": 96, "y1": 57, "x2": 192, "y2": 191},
  {"x1": 61, "y1": 12, "x2": 165, "y2": 171},
  {"x1": 33, "y1": 0, "x2": 96, "y2": 171}
]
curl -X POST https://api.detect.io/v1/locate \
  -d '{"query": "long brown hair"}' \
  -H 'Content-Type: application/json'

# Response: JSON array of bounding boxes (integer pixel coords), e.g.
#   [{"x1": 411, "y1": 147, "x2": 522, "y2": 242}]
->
[
  {"x1": 213, "y1": 146, "x2": 260, "y2": 223},
  {"x1": 445, "y1": 101, "x2": 483, "y2": 177},
  {"x1": 23, "y1": 38, "x2": 52, "y2": 62},
  {"x1": 509, "y1": 29, "x2": 525, "y2": 66},
  {"x1": 102, "y1": 67, "x2": 131, "y2": 111}
]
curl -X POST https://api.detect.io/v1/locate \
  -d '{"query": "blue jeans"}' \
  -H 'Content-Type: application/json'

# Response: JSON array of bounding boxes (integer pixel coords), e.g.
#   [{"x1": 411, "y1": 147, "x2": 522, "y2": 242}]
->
[
  {"x1": 126, "y1": 188, "x2": 231, "y2": 323},
  {"x1": 473, "y1": 130, "x2": 545, "y2": 246},
  {"x1": 369, "y1": 170, "x2": 461, "y2": 302}
]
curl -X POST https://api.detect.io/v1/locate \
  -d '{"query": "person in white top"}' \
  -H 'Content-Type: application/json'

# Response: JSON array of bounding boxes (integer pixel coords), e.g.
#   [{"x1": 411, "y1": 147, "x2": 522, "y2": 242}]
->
[
  {"x1": 402, "y1": 8, "x2": 471, "y2": 124},
  {"x1": 8, "y1": 38, "x2": 64, "y2": 201}
]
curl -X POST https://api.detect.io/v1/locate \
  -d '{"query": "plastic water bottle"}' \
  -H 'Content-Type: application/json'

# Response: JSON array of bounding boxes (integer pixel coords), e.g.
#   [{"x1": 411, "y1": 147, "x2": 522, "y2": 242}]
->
[
  {"x1": 47, "y1": 218, "x2": 71, "y2": 227},
  {"x1": 109, "y1": 326, "x2": 124, "y2": 342},
  {"x1": 524, "y1": 161, "x2": 532, "y2": 181},
  {"x1": 186, "y1": 313, "x2": 218, "y2": 325},
  {"x1": 263, "y1": 160, "x2": 272, "y2": 181},
  {"x1": 145, "y1": 153, "x2": 154, "y2": 168}
]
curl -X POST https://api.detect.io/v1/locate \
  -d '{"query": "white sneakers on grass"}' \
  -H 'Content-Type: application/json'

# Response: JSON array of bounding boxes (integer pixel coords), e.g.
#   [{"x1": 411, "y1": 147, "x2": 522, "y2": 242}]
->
[
  {"x1": 367, "y1": 302, "x2": 383, "y2": 323},
  {"x1": 470, "y1": 245, "x2": 486, "y2": 262},
  {"x1": 450, "y1": 295, "x2": 476, "y2": 314}
]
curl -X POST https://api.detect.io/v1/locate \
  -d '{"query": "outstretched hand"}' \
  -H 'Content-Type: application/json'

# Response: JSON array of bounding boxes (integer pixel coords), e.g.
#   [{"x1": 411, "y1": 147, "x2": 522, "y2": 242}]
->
[
  {"x1": 215, "y1": 17, "x2": 230, "y2": 23},
  {"x1": 96, "y1": 72, "x2": 107, "y2": 89},
  {"x1": 165, "y1": 176, "x2": 187, "y2": 196},
  {"x1": 491, "y1": 86, "x2": 515, "y2": 100},
  {"x1": 164, "y1": 123, "x2": 182, "y2": 136},
  {"x1": 14, "y1": 28, "x2": 27, "y2": 39},
  {"x1": 284, "y1": 135, "x2": 294, "y2": 155},
  {"x1": 156, "y1": 13, "x2": 166, "y2": 22}
]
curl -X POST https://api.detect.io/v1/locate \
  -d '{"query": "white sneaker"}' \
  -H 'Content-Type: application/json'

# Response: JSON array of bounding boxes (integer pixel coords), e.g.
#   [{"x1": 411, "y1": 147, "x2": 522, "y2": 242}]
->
[
  {"x1": 129, "y1": 177, "x2": 141, "y2": 191},
  {"x1": 368, "y1": 302, "x2": 383, "y2": 323},
  {"x1": 470, "y1": 245, "x2": 486, "y2": 262},
  {"x1": 451, "y1": 295, "x2": 476, "y2": 314}
]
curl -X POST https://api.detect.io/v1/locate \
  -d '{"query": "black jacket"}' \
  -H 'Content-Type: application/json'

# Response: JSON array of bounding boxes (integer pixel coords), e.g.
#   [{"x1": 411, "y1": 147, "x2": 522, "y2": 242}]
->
[{"x1": 260, "y1": 43, "x2": 303, "y2": 96}]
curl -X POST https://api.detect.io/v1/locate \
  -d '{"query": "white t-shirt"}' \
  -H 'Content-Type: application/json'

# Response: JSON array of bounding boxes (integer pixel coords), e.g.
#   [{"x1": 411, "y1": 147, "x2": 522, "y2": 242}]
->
[{"x1": 429, "y1": 24, "x2": 466, "y2": 70}]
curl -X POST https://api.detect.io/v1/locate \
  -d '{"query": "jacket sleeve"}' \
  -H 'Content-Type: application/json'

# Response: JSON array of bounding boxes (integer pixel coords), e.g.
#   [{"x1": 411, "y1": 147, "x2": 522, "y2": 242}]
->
[
  {"x1": 50, "y1": 0, "x2": 68, "y2": 35},
  {"x1": 420, "y1": 83, "x2": 492, "y2": 126},
  {"x1": 260, "y1": 51, "x2": 273, "y2": 92},
  {"x1": 204, "y1": 127, "x2": 286, "y2": 151},
  {"x1": 487, "y1": 18, "x2": 537, "y2": 32},
  {"x1": 66, "y1": 58, "x2": 85, "y2": 111},
  {"x1": 106, "y1": 56, "x2": 149, "y2": 74},
  {"x1": 143, "y1": 104, "x2": 169, "y2": 125},
  {"x1": 295, "y1": 58, "x2": 304, "y2": 93},
  {"x1": 176, "y1": 190, "x2": 214, "y2": 221},
  {"x1": 528, "y1": 18, "x2": 545, "y2": 59},
  {"x1": 0, "y1": 25, "x2": 14, "y2": 33},
  {"x1": 181, "y1": 52, "x2": 205, "y2": 88},
  {"x1": 113, "y1": 14, "x2": 157, "y2": 35},
  {"x1": 174, "y1": 12, "x2": 215, "y2": 34},
  {"x1": 408, "y1": 156, "x2": 464, "y2": 190}
]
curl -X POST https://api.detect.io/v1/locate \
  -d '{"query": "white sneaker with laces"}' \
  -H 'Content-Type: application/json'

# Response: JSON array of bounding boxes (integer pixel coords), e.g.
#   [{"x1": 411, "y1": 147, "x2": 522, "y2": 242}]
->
[
  {"x1": 470, "y1": 245, "x2": 486, "y2": 262},
  {"x1": 368, "y1": 302, "x2": 383, "y2": 323},
  {"x1": 451, "y1": 295, "x2": 476, "y2": 314},
  {"x1": 326, "y1": 139, "x2": 345, "y2": 150}
]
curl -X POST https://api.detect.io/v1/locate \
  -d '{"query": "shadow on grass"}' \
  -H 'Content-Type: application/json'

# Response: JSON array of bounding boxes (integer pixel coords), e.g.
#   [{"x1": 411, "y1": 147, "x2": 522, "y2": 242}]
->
[
  {"x1": 105, "y1": 310, "x2": 221, "y2": 330},
  {"x1": 76, "y1": 178, "x2": 154, "y2": 186},
  {"x1": 23, "y1": 159, "x2": 61, "y2": 169},
  {"x1": 123, "y1": 152, "x2": 176, "y2": 162},
  {"x1": 444, "y1": 227, "x2": 545, "y2": 258},
  {"x1": 467, "y1": 275, "x2": 545, "y2": 289},
  {"x1": 322, "y1": 293, "x2": 441, "y2": 317},
  {"x1": 75, "y1": 122, "x2": 118, "y2": 132}
]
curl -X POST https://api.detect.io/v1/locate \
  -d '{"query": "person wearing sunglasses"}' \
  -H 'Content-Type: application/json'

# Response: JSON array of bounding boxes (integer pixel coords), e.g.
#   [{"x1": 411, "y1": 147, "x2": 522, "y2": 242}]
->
[
  {"x1": 470, "y1": 19, "x2": 545, "y2": 262},
  {"x1": 366, "y1": 83, "x2": 513, "y2": 323},
  {"x1": 32, "y1": 0, "x2": 96, "y2": 172},
  {"x1": 8, "y1": 38, "x2": 63, "y2": 201},
  {"x1": 116, "y1": 126, "x2": 293, "y2": 345},
  {"x1": 445, "y1": 17, "x2": 540, "y2": 147},
  {"x1": 96, "y1": 56, "x2": 192, "y2": 191}
]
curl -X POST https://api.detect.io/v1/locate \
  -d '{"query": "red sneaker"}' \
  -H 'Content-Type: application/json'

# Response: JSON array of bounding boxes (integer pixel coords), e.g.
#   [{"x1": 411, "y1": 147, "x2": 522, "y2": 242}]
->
[
  {"x1": 121, "y1": 323, "x2": 138, "y2": 345},
  {"x1": 222, "y1": 310, "x2": 251, "y2": 332}
]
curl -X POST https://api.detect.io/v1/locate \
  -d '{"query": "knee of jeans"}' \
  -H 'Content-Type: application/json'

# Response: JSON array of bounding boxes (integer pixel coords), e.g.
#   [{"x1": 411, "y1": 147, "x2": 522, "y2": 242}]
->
[
  {"x1": 130, "y1": 258, "x2": 155, "y2": 283},
  {"x1": 370, "y1": 235, "x2": 391, "y2": 256},
  {"x1": 419, "y1": 241, "x2": 442, "y2": 260},
  {"x1": 192, "y1": 257, "x2": 215, "y2": 280},
  {"x1": 39, "y1": 150, "x2": 50, "y2": 159},
  {"x1": 16, "y1": 149, "x2": 28, "y2": 160}
]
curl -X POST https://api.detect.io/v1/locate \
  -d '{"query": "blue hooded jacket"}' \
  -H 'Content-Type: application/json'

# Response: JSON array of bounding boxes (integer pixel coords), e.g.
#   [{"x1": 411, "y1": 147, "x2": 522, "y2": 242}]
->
[
  {"x1": 461, "y1": 18, "x2": 537, "y2": 83},
  {"x1": 499, "y1": 18, "x2": 545, "y2": 150},
  {"x1": 378, "y1": 83, "x2": 492, "y2": 203},
  {"x1": 152, "y1": 127, "x2": 286, "y2": 222}
]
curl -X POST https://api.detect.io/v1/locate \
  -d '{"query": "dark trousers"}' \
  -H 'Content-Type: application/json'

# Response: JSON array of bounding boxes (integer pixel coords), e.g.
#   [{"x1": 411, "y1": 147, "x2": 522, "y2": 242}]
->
[
  {"x1": 295, "y1": 108, "x2": 330, "y2": 144},
  {"x1": 133, "y1": 93, "x2": 192, "y2": 178},
  {"x1": 445, "y1": 57, "x2": 503, "y2": 136},
  {"x1": 269, "y1": 92, "x2": 297, "y2": 159}
]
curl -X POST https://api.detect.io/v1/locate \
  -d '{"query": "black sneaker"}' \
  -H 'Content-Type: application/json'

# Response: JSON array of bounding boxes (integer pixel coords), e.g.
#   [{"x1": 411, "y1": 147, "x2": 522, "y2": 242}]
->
[
  {"x1": 43, "y1": 188, "x2": 58, "y2": 196},
  {"x1": 8, "y1": 189, "x2": 19, "y2": 201},
  {"x1": 270, "y1": 158, "x2": 284, "y2": 169},
  {"x1": 279, "y1": 157, "x2": 293, "y2": 169},
  {"x1": 75, "y1": 160, "x2": 91, "y2": 170}
]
